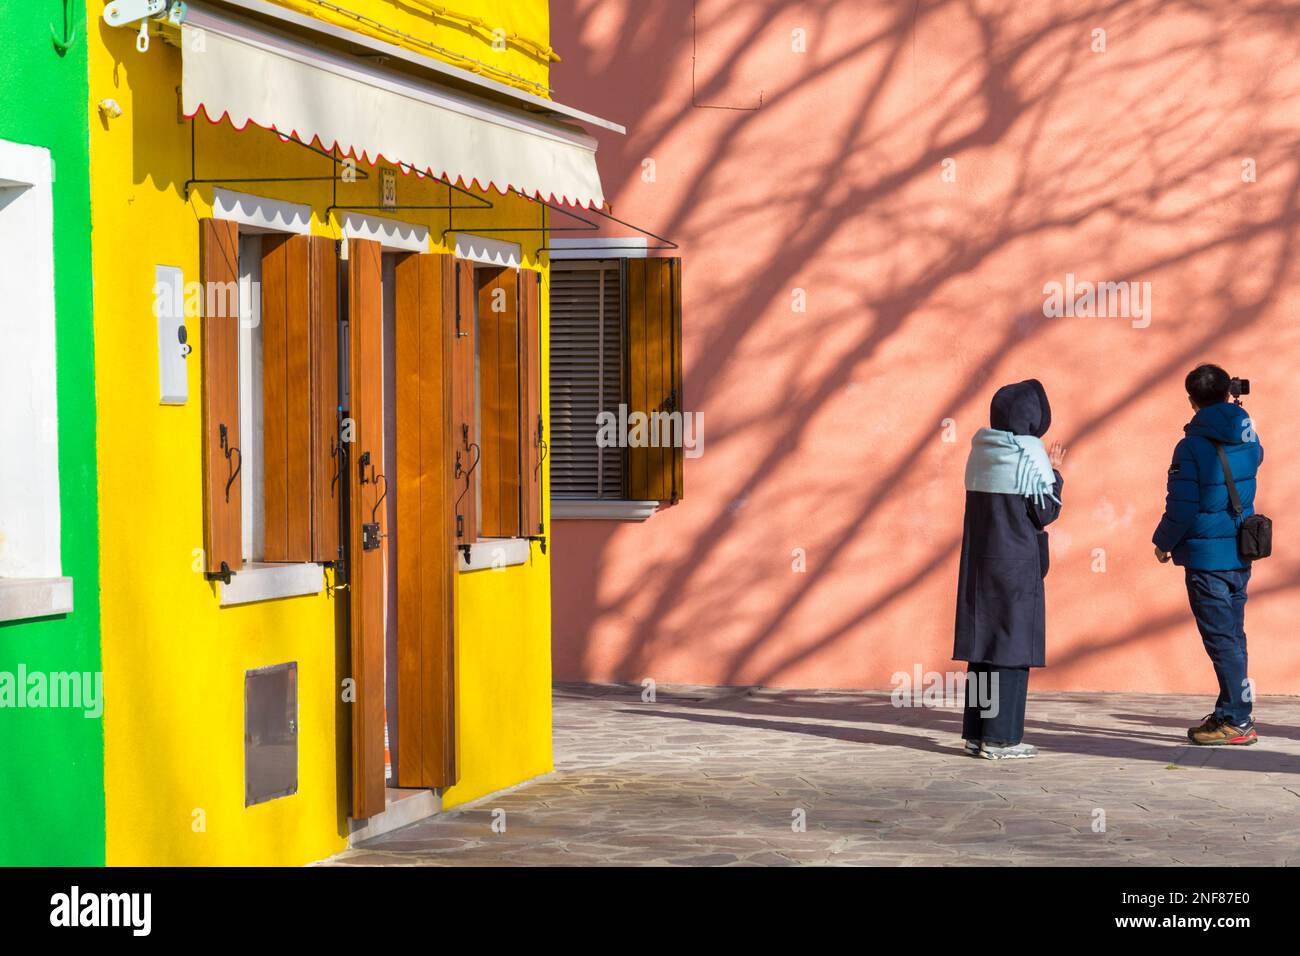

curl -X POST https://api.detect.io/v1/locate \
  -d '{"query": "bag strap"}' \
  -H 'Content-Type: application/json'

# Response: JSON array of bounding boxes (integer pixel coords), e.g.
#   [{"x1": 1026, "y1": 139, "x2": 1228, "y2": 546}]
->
[{"x1": 1211, "y1": 441, "x2": 1244, "y2": 517}]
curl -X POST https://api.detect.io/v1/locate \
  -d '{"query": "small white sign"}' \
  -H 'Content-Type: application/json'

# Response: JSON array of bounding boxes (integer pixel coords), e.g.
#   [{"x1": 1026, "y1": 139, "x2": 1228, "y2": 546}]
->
[
  {"x1": 155, "y1": 264, "x2": 189, "y2": 405},
  {"x1": 380, "y1": 168, "x2": 397, "y2": 210}
]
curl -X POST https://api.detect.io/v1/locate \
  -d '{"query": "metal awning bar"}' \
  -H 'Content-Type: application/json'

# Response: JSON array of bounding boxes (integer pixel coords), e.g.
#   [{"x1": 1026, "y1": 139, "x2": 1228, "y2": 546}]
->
[
  {"x1": 440, "y1": 190, "x2": 679, "y2": 254},
  {"x1": 184, "y1": 0, "x2": 626, "y2": 134}
]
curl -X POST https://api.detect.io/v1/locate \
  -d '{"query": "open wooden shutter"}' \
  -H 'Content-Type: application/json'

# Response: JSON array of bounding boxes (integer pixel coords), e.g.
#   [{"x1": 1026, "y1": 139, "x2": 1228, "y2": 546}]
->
[
  {"x1": 626, "y1": 258, "x2": 684, "y2": 503},
  {"x1": 309, "y1": 236, "x2": 341, "y2": 563},
  {"x1": 451, "y1": 259, "x2": 478, "y2": 544},
  {"x1": 260, "y1": 235, "x2": 312, "y2": 562},
  {"x1": 394, "y1": 253, "x2": 457, "y2": 789},
  {"x1": 476, "y1": 268, "x2": 521, "y2": 538},
  {"x1": 200, "y1": 218, "x2": 242, "y2": 577},
  {"x1": 519, "y1": 269, "x2": 543, "y2": 537},
  {"x1": 671, "y1": 258, "x2": 684, "y2": 501},
  {"x1": 261, "y1": 235, "x2": 341, "y2": 564},
  {"x1": 347, "y1": 237, "x2": 386, "y2": 819}
]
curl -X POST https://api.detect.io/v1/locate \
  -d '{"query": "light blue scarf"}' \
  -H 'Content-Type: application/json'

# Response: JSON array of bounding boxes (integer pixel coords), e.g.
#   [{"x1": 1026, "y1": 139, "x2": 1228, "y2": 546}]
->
[{"x1": 965, "y1": 428, "x2": 1059, "y2": 507}]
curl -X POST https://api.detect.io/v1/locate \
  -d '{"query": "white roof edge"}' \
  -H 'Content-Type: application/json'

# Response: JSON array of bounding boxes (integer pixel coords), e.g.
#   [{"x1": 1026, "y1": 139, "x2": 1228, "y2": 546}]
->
[{"x1": 188, "y1": 0, "x2": 627, "y2": 135}]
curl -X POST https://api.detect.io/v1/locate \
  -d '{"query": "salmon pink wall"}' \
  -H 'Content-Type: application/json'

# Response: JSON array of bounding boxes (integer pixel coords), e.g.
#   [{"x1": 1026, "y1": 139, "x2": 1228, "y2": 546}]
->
[{"x1": 548, "y1": 0, "x2": 1300, "y2": 693}]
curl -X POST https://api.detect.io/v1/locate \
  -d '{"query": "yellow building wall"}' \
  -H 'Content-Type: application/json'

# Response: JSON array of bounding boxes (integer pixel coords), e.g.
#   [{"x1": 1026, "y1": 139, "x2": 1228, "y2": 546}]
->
[
  {"x1": 268, "y1": 0, "x2": 552, "y2": 94},
  {"x1": 88, "y1": 1, "x2": 556, "y2": 865}
]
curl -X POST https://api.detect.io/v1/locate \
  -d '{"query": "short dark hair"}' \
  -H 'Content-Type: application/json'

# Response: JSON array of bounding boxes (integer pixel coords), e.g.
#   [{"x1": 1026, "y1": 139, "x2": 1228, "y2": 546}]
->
[{"x1": 1185, "y1": 364, "x2": 1230, "y2": 407}]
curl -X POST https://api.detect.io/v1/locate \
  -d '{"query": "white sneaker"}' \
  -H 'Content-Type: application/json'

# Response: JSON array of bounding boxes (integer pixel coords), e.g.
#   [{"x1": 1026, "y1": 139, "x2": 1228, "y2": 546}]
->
[
  {"x1": 979, "y1": 742, "x2": 1038, "y2": 760},
  {"x1": 963, "y1": 740, "x2": 981, "y2": 755}
]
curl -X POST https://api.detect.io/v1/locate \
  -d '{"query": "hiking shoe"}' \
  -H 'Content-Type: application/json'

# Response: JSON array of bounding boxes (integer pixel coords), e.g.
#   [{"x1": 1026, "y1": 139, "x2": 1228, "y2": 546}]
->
[
  {"x1": 1189, "y1": 718, "x2": 1257, "y2": 746},
  {"x1": 979, "y1": 742, "x2": 1038, "y2": 760},
  {"x1": 963, "y1": 739, "x2": 981, "y2": 756},
  {"x1": 1187, "y1": 713, "x2": 1220, "y2": 740}
]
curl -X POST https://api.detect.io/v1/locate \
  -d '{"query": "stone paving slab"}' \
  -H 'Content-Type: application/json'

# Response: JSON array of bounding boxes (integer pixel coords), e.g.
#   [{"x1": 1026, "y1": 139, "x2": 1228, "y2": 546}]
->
[{"x1": 320, "y1": 684, "x2": 1300, "y2": 866}]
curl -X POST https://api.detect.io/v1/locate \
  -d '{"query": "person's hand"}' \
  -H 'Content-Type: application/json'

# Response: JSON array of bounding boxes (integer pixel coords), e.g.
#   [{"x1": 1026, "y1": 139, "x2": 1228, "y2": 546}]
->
[
  {"x1": 1154, "y1": 546, "x2": 1172, "y2": 564},
  {"x1": 1048, "y1": 441, "x2": 1067, "y2": 470}
]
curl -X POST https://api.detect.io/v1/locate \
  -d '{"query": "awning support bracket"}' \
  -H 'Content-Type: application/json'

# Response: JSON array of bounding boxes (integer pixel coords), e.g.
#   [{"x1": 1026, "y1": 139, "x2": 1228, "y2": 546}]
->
[
  {"x1": 184, "y1": 118, "x2": 370, "y2": 199},
  {"x1": 326, "y1": 163, "x2": 494, "y2": 219},
  {"x1": 536, "y1": 202, "x2": 679, "y2": 255},
  {"x1": 440, "y1": 190, "x2": 680, "y2": 255},
  {"x1": 184, "y1": 118, "x2": 672, "y2": 253}
]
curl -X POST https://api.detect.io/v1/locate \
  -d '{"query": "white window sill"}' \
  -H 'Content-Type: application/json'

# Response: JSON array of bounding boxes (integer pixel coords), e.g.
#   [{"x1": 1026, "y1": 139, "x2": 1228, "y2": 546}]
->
[
  {"x1": 552, "y1": 500, "x2": 659, "y2": 521},
  {"x1": 457, "y1": 538, "x2": 531, "y2": 572},
  {"x1": 0, "y1": 577, "x2": 73, "y2": 623},
  {"x1": 220, "y1": 563, "x2": 325, "y2": 607}
]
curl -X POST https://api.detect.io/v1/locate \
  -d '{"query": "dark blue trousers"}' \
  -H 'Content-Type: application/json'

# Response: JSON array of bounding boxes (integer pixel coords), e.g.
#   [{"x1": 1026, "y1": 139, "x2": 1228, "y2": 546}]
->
[
  {"x1": 1185, "y1": 568, "x2": 1252, "y2": 726},
  {"x1": 962, "y1": 664, "x2": 1030, "y2": 747}
]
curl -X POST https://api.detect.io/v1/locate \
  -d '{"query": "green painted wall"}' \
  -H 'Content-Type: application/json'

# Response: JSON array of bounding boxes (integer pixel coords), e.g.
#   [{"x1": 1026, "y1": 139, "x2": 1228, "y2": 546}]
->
[{"x1": 0, "y1": 1, "x2": 104, "y2": 866}]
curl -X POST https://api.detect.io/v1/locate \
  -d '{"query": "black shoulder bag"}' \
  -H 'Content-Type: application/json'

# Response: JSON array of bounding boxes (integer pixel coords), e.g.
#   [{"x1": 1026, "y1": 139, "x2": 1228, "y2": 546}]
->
[{"x1": 1212, "y1": 442, "x2": 1272, "y2": 560}]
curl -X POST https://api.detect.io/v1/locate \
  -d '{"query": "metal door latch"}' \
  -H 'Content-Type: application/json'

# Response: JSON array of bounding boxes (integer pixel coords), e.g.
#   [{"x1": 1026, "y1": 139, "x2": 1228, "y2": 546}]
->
[{"x1": 361, "y1": 522, "x2": 383, "y2": 552}]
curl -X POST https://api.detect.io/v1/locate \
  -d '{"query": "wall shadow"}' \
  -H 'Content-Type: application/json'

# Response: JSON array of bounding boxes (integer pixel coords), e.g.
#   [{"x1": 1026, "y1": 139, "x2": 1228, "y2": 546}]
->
[{"x1": 548, "y1": 0, "x2": 1300, "y2": 693}]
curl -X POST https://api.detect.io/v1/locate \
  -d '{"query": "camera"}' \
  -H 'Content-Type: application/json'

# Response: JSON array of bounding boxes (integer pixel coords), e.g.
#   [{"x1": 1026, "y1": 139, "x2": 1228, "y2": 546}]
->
[{"x1": 1229, "y1": 377, "x2": 1250, "y2": 403}]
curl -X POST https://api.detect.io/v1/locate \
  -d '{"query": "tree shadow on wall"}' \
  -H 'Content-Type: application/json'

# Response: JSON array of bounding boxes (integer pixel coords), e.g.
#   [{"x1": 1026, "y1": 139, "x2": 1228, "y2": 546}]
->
[{"x1": 549, "y1": 0, "x2": 1300, "y2": 688}]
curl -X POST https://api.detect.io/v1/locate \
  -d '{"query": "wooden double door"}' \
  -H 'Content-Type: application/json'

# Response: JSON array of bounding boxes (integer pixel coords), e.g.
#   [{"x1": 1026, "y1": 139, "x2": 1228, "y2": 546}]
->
[{"x1": 346, "y1": 243, "x2": 466, "y2": 819}]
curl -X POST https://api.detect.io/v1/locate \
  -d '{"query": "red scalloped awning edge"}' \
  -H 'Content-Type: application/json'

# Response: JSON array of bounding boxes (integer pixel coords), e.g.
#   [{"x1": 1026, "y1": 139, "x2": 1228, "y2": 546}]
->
[{"x1": 185, "y1": 104, "x2": 605, "y2": 211}]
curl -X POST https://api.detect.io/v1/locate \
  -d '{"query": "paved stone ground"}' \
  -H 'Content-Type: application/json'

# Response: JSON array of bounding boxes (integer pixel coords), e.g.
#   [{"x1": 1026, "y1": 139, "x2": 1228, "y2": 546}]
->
[{"x1": 323, "y1": 683, "x2": 1300, "y2": 866}]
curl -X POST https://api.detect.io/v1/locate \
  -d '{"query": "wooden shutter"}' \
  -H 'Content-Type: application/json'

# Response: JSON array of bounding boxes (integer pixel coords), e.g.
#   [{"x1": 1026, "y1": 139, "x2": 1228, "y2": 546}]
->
[
  {"x1": 549, "y1": 263, "x2": 622, "y2": 499},
  {"x1": 200, "y1": 218, "x2": 242, "y2": 576},
  {"x1": 519, "y1": 270, "x2": 543, "y2": 537},
  {"x1": 309, "y1": 236, "x2": 341, "y2": 563},
  {"x1": 260, "y1": 235, "x2": 312, "y2": 562},
  {"x1": 671, "y1": 258, "x2": 684, "y2": 501},
  {"x1": 347, "y1": 238, "x2": 386, "y2": 819},
  {"x1": 476, "y1": 267, "x2": 521, "y2": 538},
  {"x1": 626, "y1": 257, "x2": 684, "y2": 503},
  {"x1": 451, "y1": 259, "x2": 478, "y2": 544},
  {"x1": 394, "y1": 253, "x2": 457, "y2": 789}
]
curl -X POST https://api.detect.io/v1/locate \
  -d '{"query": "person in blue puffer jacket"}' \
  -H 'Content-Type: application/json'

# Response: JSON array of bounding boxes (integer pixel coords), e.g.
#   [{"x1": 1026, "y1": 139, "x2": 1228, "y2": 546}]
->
[{"x1": 1152, "y1": 364, "x2": 1263, "y2": 746}]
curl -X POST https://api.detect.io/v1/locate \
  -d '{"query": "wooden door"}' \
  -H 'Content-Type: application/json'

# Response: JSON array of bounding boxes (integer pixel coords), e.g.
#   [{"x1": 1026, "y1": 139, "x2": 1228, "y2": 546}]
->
[
  {"x1": 347, "y1": 238, "x2": 386, "y2": 819},
  {"x1": 394, "y1": 253, "x2": 458, "y2": 789}
]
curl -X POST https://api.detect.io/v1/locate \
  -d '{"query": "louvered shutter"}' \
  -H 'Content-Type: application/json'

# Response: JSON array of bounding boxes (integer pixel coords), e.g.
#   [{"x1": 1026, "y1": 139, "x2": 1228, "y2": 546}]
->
[{"x1": 549, "y1": 262, "x2": 623, "y2": 499}]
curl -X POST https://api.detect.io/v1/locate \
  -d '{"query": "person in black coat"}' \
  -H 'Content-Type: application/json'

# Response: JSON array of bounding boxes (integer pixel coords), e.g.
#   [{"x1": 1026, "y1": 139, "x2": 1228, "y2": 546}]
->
[{"x1": 953, "y1": 380, "x2": 1066, "y2": 759}]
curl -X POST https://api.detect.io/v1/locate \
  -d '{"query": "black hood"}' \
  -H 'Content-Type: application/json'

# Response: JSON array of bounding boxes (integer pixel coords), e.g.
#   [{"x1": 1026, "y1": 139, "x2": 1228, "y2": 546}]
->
[{"x1": 990, "y1": 379, "x2": 1051, "y2": 437}]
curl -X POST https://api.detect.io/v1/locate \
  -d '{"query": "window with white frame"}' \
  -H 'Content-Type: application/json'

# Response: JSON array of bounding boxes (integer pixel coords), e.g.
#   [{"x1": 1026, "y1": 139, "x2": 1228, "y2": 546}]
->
[
  {"x1": 548, "y1": 249, "x2": 684, "y2": 517},
  {"x1": 0, "y1": 138, "x2": 71, "y2": 620},
  {"x1": 549, "y1": 260, "x2": 624, "y2": 500},
  {"x1": 201, "y1": 190, "x2": 337, "y2": 605}
]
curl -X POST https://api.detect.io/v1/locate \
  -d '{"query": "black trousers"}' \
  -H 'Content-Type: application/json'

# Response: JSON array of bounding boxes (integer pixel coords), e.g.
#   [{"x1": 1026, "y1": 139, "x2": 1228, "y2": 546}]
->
[{"x1": 961, "y1": 663, "x2": 1030, "y2": 747}]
